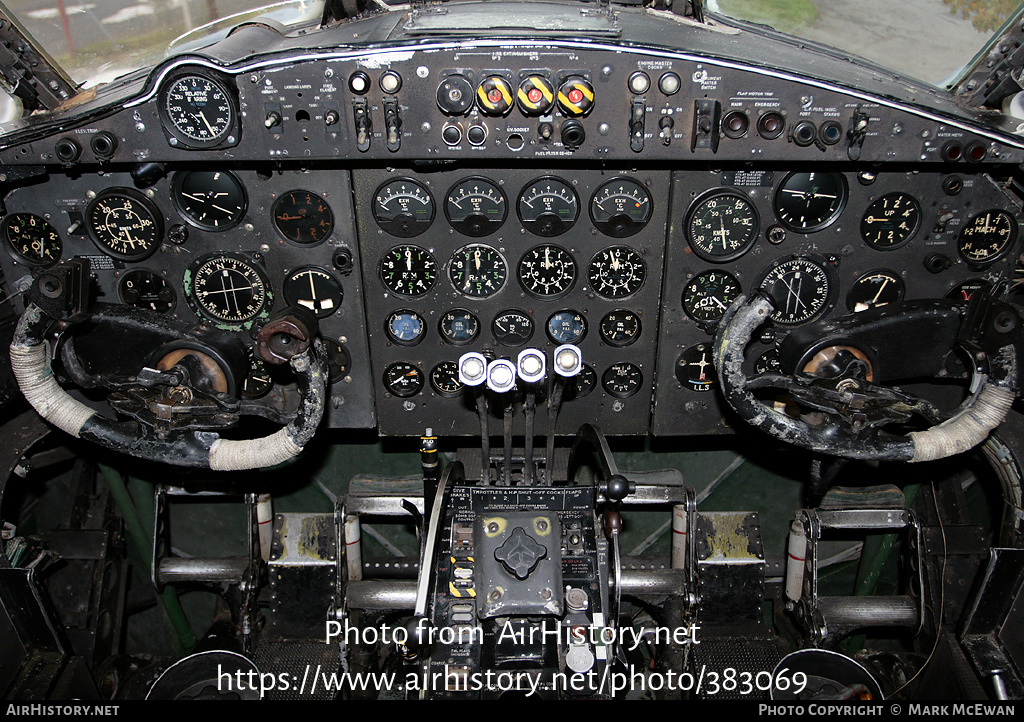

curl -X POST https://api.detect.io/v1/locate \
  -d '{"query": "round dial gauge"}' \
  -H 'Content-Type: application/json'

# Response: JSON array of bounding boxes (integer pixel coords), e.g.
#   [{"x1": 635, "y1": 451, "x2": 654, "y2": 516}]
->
[
  {"x1": 860, "y1": 192, "x2": 921, "y2": 249},
  {"x1": 184, "y1": 253, "x2": 273, "y2": 328},
  {"x1": 491, "y1": 309, "x2": 534, "y2": 346},
  {"x1": 589, "y1": 178, "x2": 653, "y2": 238},
  {"x1": 588, "y1": 246, "x2": 647, "y2": 299},
  {"x1": 757, "y1": 256, "x2": 835, "y2": 326},
  {"x1": 682, "y1": 270, "x2": 742, "y2": 323},
  {"x1": 160, "y1": 74, "x2": 235, "y2": 147},
  {"x1": 476, "y1": 75, "x2": 515, "y2": 116},
  {"x1": 272, "y1": 190, "x2": 333, "y2": 245},
  {"x1": 958, "y1": 210, "x2": 1017, "y2": 265},
  {"x1": 774, "y1": 172, "x2": 847, "y2": 232},
  {"x1": 947, "y1": 278, "x2": 993, "y2": 302},
  {"x1": 518, "y1": 244, "x2": 577, "y2": 298},
  {"x1": 380, "y1": 245, "x2": 438, "y2": 296},
  {"x1": 385, "y1": 310, "x2": 426, "y2": 346},
  {"x1": 383, "y1": 362, "x2": 424, "y2": 398},
  {"x1": 445, "y1": 177, "x2": 507, "y2": 237},
  {"x1": 2, "y1": 213, "x2": 62, "y2": 266},
  {"x1": 430, "y1": 361, "x2": 465, "y2": 397},
  {"x1": 517, "y1": 75, "x2": 555, "y2": 116},
  {"x1": 449, "y1": 243, "x2": 507, "y2": 298},
  {"x1": 283, "y1": 266, "x2": 343, "y2": 318},
  {"x1": 675, "y1": 344, "x2": 716, "y2": 392},
  {"x1": 438, "y1": 309, "x2": 480, "y2": 346},
  {"x1": 847, "y1": 270, "x2": 905, "y2": 312},
  {"x1": 118, "y1": 269, "x2": 175, "y2": 313},
  {"x1": 602, "y1": 362, "x2": 643, "y2": 398},
  {"x1": 517, "y1": 178, "x2": 579, "y2": 237},
  {"x1": 242, "y1": 354, "x2": 273, "y2": 399},
  {"x1": 86, "y1": 188, "x2": 163, "y2": 261},
  {"x1": 599, "y1": 309, "x2": 641, "y2": 347},
  {"x1": 565, "y1": 364, "x2": 597, "y2": 400},
  {"x1": 372, "y1": 178, "x2": 435, "y2": 238},
  {"x1": 546, "y1": 310, "x2": 587, "y2": 344},
  {"x1": 755, "y1": 349, "x2": 782, "y2": 375},
  {"x1": 686, "y1": 190, "x2": 759, "y2": 262},
  {"x1": 172, "y1": 170, "x2": 246, "y2": 231}
]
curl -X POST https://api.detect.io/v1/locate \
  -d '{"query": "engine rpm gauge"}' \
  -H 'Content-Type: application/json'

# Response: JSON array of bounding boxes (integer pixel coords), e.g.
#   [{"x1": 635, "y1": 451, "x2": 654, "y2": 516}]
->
[
  {"x1": 847, "y1": 270, "x2": 905, "y2": 312},
  {"x1": 282, "y1": 267, "x2": 343, "y2": 318},
  {"x1": 860, "y1": 192, "x2": 921, "y2": 249},
  {"x1": 118, "y1": 269, "x2": 175, "y2": 313},
  {"x1": 86, "y1": 188, "x2": 164, "y2": 261},
  {"x1": 2, "y1": 213, "x2": 62, "y2": 266},
  {"x1": 184, "y1": 253, "x2": 273, "y2": 328},
  {"x1": 380, "y1": 245, "x2": 438, "y2": 296},
  {"x1": 272, "y1": 190, "x2": 333, "y2": 245},
  {"x1": 774, "y1": 172, "x2": 847, "y2": 232},
  {"x1": 958, "y1": 210, "x2": 1017, "y2": 265},
  {"x1": 686, "y1": 190, "x2": 759, "y2": 262},
  {"x1": 588, "y1": 246, "x2": 646, "y2": 299},
  {"x1": 682, "y1": 270, "x2": 741, "y2": 323},
  {"x1": 517, "y1": 178, "x2": 579, "y2": 237},
  {"x1": 172, "y1": 170, "x2": 247, "y2": 231},
  {"x1": 160, "y1": 73, "x2": 236, "y2": 148},
  {"x1": 372, "y1": 178, "x2": 435, "y2": 238},
  {"x1": 449, "y1": 243, "x2": 507, "y2": 297},
  {"x1": 518, "y1": 244, "x2": 577, "y2": 298},
  {"x1": 756, "y1": 256, "x2": 835, "y2": 325},
  {"x1": 445, "y1": 177, "x2": 507, "y2": 237},
  {"x1": 589, "y1": 178, "x2": 653, "y2": 238}
]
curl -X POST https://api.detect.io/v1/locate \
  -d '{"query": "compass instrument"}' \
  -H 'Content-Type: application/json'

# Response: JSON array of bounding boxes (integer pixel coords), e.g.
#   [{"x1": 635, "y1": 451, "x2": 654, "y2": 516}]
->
[{"x1": 184, "y1": 253, "x2": 273, "y2": 328}]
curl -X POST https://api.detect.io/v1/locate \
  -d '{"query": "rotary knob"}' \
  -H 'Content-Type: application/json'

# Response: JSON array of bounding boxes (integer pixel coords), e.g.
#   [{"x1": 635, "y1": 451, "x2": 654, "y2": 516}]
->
[
  {"x1": 557, "y1": 76, "x2": 595, "y2": 117},
  {"x1": 477, "y1": 75, "x2": 514, "y2": 116}
]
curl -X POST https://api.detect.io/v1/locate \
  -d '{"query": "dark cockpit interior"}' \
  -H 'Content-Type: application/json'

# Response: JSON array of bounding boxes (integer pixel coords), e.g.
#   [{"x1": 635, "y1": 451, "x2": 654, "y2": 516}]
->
[{"x1": 3, "y1": 0, "x2": 1024, "y2": 702}]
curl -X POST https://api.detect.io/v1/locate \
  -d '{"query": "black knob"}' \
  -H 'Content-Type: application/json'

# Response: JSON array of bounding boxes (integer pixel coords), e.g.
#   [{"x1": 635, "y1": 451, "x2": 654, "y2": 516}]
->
[
  {"x1": 560, "y1": 119, "x2": 585, "y2": 149},
  {"x1": 90, "y1": 132, "x2": 117, "y2": 159},
  {"x1": 466, "y1": 124, "x2": 487, "y2": 146},
  {"x1": 54, "y1": 138, "x2": 81, "y2": 163},
  {"x1": 442, "y1": 124, "x2": 462, "y2": 145}
]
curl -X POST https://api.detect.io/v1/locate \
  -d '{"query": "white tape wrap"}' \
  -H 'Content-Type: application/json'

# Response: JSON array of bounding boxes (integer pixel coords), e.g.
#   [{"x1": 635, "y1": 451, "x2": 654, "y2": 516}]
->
[
  {"x1": 208, "y1": 428, "x2": 303, "y2": 471},
  {"x1": 10, "y1": 342, "x2": 96, "y2": 437},
  {"x1": 909, "y1": 384, "x2": 1015, "y2": 463}
]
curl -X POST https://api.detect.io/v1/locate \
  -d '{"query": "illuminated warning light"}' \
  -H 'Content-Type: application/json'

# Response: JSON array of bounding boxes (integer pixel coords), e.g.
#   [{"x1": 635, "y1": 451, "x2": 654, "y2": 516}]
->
[
  {"x1": 528, "y1": 88, "x2": 543, "y2": 103},
  {"x1": 568, "y1": 89, "x2": 583, "y2": 104}
]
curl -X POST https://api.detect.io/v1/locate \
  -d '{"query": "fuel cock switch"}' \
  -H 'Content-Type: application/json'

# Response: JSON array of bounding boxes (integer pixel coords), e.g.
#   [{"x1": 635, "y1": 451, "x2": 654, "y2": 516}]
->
[
  {"x1": 384, "y1": 97, "x2": 402, "y2": 152},
  {"x1": 353, "y1": 97, "x2": 371, "y2": 152},
  {"x1": 630, "y1": 100, "x2": 645, "y2": 152},
  {"x1": 659, "y1": 115, "x2": 674, "y2": 146}
]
